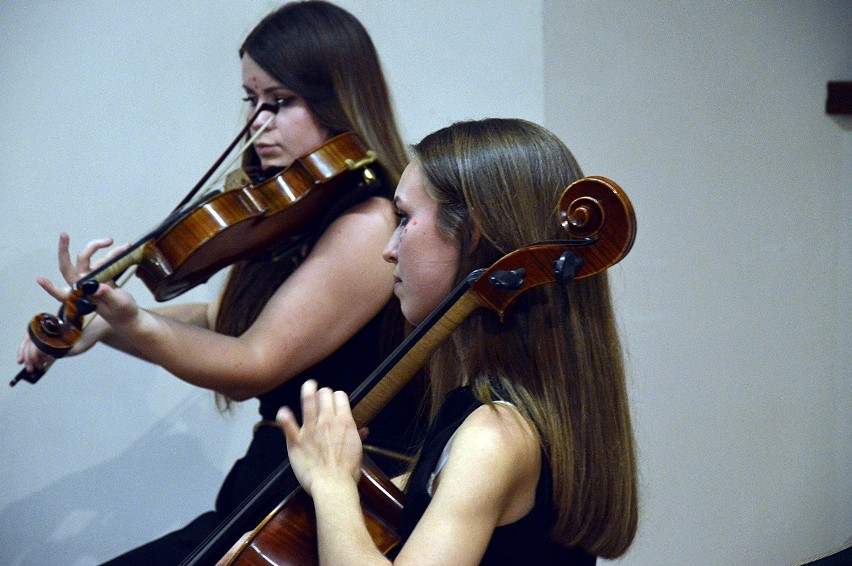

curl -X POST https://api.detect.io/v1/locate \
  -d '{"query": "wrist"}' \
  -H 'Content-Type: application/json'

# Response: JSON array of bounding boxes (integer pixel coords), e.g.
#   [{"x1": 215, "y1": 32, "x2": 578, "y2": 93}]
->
[
  {"x1": 310, "y1": 472, "x2": 387, "y2": 565},
  {"x1": 109, "y1": 306, "x2": 145, "y2": 336},
  {"x1": 309, "y1": 470, "x2": 361, "y2": 501}
]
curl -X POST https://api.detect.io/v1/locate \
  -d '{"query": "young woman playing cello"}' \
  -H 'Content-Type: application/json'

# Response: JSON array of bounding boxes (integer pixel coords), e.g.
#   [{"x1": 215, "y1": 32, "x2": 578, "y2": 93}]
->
[
  {"x1": 273, "y1": 118, "x2": 639, "y2": 565},
  {"x1": 17, "y1": 2, "x2": 421, "y2": 563}
]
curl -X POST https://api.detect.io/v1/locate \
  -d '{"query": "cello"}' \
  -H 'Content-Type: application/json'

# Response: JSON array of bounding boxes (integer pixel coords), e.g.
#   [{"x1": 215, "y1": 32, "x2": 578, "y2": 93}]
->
[
  {"x1": 11, "y1": 102, "x2": 379, "y2": 386},
  {"x1": 186, "y1": 175, "x2": 637, "y2": 565}
]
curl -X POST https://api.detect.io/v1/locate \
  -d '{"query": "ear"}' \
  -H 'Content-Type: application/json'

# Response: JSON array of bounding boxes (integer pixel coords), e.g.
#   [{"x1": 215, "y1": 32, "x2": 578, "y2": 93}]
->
[{"x1": 468, "y1": 224, "x2": 481, "y2": 257}]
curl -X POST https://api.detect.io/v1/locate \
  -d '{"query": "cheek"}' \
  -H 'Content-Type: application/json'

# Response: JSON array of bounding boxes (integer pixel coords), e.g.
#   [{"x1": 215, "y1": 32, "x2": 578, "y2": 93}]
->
[
  {"x1": 397, "y1": 220, "x2": 428, "y2": 264},
  {"x1": 395, "y1": 220, "x2": 460, "y2": 324},
  {"x1": 400, "y1": 234, "x2": 458, "y2": 296},
  {"x1": 399, "y1": 263, "x2": 454, "y2": 325},
  {"x1": 293, "y1": 110, "x2": 328, "y2": 144},
  {"x1": 275, "y1": 108, "x2": 327, "y2": 149}
]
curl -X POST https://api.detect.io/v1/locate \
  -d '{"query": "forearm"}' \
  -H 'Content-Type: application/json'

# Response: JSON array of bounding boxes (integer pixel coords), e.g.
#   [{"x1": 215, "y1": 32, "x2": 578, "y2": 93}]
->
[
  {"x1": 311, "y1": 477, "x2": 391, "y2": 566},
  {"x1": 108, "y1": 306, "x2": 271, "y2": 398},
  {"x1": 94, "y1": 302, "x2": 209, "y2": 361}
]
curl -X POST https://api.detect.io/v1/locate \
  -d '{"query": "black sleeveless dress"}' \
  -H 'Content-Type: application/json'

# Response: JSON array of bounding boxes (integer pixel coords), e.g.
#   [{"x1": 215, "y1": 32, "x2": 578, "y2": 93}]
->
[
  {"x1": 101, "y1": 182, "x2": 423, "y2": 565},
  {"x1": 397, "y1": 387, "x2": 596, "y2": 566}
]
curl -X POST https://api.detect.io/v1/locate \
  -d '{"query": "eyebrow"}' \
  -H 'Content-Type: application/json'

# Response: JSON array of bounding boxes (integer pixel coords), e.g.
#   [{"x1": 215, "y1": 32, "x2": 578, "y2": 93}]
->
[{"x1": 242, "y1": 84, "x2": 295, "y2": 96}]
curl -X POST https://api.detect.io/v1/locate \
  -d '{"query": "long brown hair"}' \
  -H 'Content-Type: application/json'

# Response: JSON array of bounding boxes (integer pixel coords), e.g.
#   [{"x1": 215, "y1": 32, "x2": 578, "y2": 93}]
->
[
  {"x1": 413, "y1": 118, "x2": 638, "y2": 558},
  {"x1": 215, "y1": 1, "x2": 408, "y2": 406},
  {"x1": 237, "y1": 0, "x2": 407, "y2": 183}
]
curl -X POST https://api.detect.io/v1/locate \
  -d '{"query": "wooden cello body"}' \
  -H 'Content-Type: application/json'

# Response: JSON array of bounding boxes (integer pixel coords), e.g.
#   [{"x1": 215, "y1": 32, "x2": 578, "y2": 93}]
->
[{"x1": 225, "y1": 457, "x2": 404, "y2": 566}]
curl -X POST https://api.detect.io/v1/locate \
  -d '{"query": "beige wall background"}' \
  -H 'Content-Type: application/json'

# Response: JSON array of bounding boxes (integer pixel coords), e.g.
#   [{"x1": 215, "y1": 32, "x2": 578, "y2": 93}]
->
[{"x1": 1, "y1": 1, "x2": 849, "y2": 564}]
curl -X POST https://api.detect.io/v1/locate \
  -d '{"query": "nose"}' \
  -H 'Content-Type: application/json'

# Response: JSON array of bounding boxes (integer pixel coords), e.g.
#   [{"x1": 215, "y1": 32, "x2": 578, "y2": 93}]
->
[
  {"x1": 250, "y1": 103, "x2": 277, "y2": 132},
  {"x1": 382, "y1": 227, "x2": 400, "y2": 264}
]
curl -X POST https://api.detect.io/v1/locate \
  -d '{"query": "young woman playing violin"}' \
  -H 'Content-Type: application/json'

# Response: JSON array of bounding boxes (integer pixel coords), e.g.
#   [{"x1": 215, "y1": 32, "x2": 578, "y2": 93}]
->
[
  {"x1": 17, "y1": 1, "x2": 421, "y2": 564},
  {"x1": 264, "y1": 118, "x2": 640, "y2": 565}
]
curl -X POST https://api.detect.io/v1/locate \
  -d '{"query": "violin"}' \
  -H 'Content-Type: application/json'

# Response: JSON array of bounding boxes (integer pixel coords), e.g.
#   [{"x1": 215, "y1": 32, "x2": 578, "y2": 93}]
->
[
  {"x1": 184, "y1": 175, "x2": 637, "y2": 566},
  {"x1": 136, "y1": 131, "x2": 378, "y2": 302},
  {"x1": 11, "y1": 124, "x2": 379, "y2": 386}
]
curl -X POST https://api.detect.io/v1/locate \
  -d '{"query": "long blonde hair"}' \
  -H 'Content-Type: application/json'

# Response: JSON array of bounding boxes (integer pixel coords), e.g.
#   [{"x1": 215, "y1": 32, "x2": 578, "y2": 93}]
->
[{"x1": 413, "y1": 118, "x2": 638, "y2": 558}]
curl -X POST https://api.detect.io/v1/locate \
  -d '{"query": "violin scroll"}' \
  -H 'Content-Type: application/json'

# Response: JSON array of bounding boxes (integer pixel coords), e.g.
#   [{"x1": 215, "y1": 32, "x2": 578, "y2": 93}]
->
[
  {"x1": 10, "y1": 280, "x2": 99, "y2": 387},
  {"x1": 28, "y1": 279, "x2": 100, "y2": 358}
]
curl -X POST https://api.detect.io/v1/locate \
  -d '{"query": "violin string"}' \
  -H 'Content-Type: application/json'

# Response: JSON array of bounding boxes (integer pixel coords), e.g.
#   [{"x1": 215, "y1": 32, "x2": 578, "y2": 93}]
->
[
  {"x1": 170, "y1": 102, "x2": 278, "y2": 215},
  {"x1": 189, "y1": 113, "x2": 277, "y2": 208},
  {"x1": 29, "y1": 110, "x2": 278, "y2": 378},
  {"x1": 74, "y1": 109, "x2": 277, "y2": 296}
]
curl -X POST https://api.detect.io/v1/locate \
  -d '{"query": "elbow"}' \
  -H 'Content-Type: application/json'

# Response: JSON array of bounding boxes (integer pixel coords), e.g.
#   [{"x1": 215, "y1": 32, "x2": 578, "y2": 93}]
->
[
  {"x1": 221, "y1": 388, "x2": 255, "y2": 402},
  {"x1": 218, "y1": 380, "x2": 274, "y2": 401},
  {"x1": 217, "y1": 371, "x2": 285, "y2": 402}
]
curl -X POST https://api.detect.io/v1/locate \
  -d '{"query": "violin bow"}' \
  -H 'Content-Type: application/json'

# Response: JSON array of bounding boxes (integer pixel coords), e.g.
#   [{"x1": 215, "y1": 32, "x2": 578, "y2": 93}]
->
[{"x1": 10, "y1": 104, "x2": 280, "y2": 387}]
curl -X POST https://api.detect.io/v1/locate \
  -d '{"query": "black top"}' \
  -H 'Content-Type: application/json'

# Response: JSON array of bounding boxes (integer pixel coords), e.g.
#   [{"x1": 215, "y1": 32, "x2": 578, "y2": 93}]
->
[
  {"x1": 215, "y1": 181, "x2": 422, "y2": 513},
  {"x1": 398, "y1": 386, "x2": 596, "y2": 566}
]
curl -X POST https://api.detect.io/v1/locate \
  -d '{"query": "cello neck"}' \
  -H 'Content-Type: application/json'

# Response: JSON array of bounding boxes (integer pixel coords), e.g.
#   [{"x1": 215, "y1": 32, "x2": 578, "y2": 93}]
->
[{"x1": 350, "y1": 271, "x2": 485, "y2": 426}]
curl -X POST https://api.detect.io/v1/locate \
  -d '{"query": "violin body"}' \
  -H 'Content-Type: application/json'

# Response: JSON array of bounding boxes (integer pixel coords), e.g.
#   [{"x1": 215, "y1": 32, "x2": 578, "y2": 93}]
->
[
  {"x1": 223, "y1": 457, "x2": 403, "y2": 566},
  {"x1": 137, "y1": 132, "x2": 377, "y2": 301}
]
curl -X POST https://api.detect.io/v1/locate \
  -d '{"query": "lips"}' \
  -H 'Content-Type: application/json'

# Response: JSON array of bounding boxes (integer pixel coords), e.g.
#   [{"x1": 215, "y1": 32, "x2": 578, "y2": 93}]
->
[{"x1": 254, "y1": 144, "x2": 278, "y2": 156}]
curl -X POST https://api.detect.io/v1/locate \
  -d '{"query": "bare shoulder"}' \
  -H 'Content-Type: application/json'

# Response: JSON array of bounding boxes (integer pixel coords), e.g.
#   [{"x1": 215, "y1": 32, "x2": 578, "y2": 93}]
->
[
  {"x1": 287, "y1": 195, "x2": 395, "y2": 286},
  {"x1": 396, "y1": 402, "x2": 541, "y2": 562},
  {"x1": 433, "y1": 402, "x2": 541, "y2": 524},
  {"x1": 453, "y1": 403, "x2": 540, "y2": 466},
  {"x1": 314, "y1": 195, "x2": 396, "y2": 247},
  {"x1": 241, "y1": 196, "x2": 395, "y2": 387}
]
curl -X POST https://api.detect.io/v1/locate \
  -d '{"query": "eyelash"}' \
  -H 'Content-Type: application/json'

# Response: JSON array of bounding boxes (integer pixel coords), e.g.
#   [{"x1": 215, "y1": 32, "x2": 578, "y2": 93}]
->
[
  {"x1": 394, "y1": 210, "x2": 409, "y2": 227},
  {"x1": 242, "y1": 95, "x2": 296, "y2": 109}
]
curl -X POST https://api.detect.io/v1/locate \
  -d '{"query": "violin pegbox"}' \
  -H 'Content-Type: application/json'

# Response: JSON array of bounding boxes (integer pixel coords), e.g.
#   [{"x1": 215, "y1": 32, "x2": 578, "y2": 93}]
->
[{"x1": 27, "y1": 278, "x2": 99, "y2": 358}]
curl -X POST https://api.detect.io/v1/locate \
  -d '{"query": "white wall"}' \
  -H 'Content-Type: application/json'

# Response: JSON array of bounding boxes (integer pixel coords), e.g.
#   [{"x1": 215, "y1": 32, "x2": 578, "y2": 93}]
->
[
  {"x1": 0, "y1": 1, "x2": 848, "y2": 565},
  {"x1": 542, "y1": 1, "x2": 851, "y2": 564},
  {"x1": 0, "y1": 1, "x2": 543, "y2": 565}
]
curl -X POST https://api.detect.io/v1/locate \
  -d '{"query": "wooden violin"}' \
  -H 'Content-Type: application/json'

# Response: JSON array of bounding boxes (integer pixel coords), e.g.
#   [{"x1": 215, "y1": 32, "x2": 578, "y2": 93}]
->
[
  {"x1": 136, "y1": 131, "x2": 378, "y2": 302},
  {"x1": 11, "y1": 129, "x2": 379, "y2": 386},
  {"x1": 184, "y1": 175, "x2": 637, "y2": 566}
]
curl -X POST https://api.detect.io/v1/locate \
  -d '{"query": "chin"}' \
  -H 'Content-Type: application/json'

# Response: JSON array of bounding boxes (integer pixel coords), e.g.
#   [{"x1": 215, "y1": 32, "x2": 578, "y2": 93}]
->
[
  {"x1": 260, "y1": 159, "x2": 283, "y2": 170},
  {"x1": 258, "y1": 154, "x2": 293, "y2": 170},
  {"x1": 401, "y1": 308, "x2": 425, "y2": 328}
]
